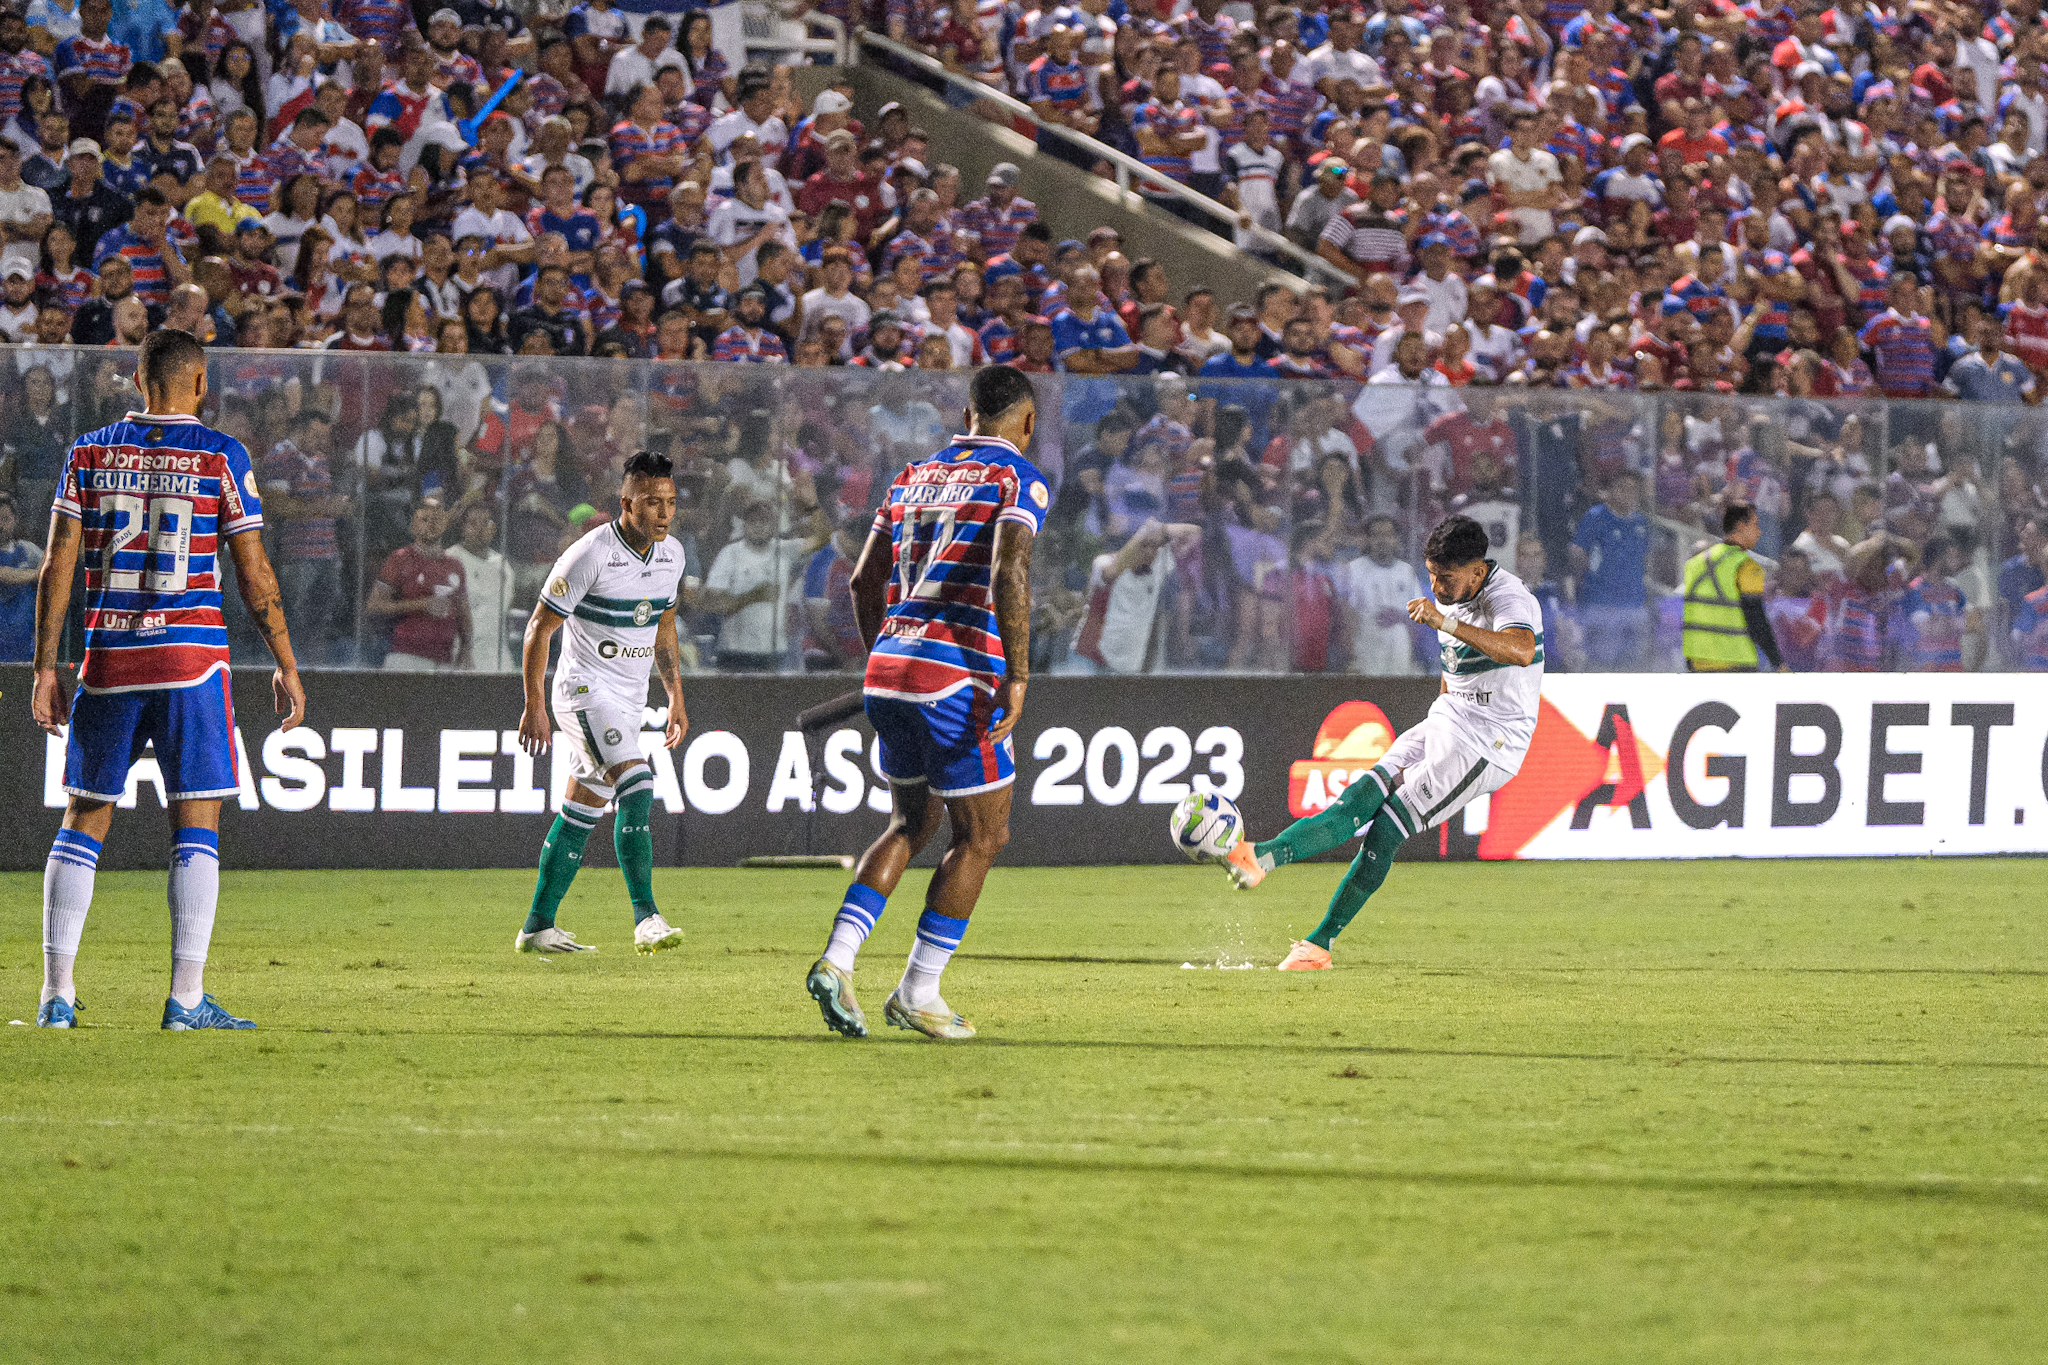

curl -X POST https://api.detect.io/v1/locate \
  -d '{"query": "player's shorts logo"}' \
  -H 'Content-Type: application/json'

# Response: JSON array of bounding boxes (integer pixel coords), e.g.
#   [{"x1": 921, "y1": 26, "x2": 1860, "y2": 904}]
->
[
  {"x1": 549, "y1": 576, "x2": 569, "y2": 597},
  {"x1": 603, "y1": 728, "x2": 623, "y2": 746},
  {"x1": 632, "y1": 600, "x2": 653, "y2": 626}
]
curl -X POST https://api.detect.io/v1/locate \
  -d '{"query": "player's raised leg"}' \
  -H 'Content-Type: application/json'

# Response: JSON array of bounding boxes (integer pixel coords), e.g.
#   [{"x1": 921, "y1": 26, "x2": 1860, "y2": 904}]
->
[
  {"x1": 1223, "y1": 764, "x2": 1396, "y2": 890},
  {"x1": 809, "y1": 777, "x2": 944, "y2": 1038}
]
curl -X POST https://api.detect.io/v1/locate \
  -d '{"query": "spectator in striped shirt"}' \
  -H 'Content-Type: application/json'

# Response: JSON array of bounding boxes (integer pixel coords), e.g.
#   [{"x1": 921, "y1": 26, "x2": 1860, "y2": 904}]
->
[
  {"x1": 712, "y1": 283, "x2": 789, "y2": 363},
  {"x1": 1858, "y1": 275, "x2": 1939, "y2": 400},
  {"x1": 961, "y1": 162, "x2": 1035, "y2": 259},
  {"x1": 55, "y1": 0, "x2": 128, "y2": 139},
  {"x1": 90, "y1": 184, "x2": 186, "y2": 305}
]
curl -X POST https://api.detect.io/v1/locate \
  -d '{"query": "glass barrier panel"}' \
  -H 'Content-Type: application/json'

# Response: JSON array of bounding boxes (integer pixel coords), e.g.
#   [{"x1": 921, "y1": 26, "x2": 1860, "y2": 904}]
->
[{"x1": 4, "y1": 346, "x2": 2042, "y2": 678}]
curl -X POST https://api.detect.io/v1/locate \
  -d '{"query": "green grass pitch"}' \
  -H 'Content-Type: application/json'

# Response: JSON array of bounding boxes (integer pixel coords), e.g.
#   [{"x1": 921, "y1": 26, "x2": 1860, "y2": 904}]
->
[{"x1": 2, "y1": 858, "x2": 2045, "y2": 1363}]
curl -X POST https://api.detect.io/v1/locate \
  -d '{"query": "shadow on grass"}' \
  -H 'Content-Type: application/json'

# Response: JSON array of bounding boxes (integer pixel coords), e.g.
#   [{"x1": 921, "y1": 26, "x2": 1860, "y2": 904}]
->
[
  {"x1": 255, "y1": 1024, "x2": 2048, "y2": 1071},
  {"x1": 662, "y1": 1143, "x2": 2048, "y2": 1212}
]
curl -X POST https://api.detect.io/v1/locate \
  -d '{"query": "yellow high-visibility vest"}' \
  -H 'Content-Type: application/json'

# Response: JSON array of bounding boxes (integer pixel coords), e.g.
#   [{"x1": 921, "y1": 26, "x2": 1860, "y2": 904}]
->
[{"x1": 1681, "y1": 541, "x2": 1756, "y2": 668}]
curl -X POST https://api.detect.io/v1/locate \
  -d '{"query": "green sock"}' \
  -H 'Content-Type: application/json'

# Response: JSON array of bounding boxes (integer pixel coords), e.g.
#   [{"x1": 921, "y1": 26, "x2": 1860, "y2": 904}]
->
[
  {"x1": 524, "y1": 800, "x2": 601, "y2": 934},
  {"x1": 614, "y1": 769, "x2": 658, "y2": 924},
  {"x1": 1306, "y1": 816, "x2": 1405, "y2": 950},
  {"x1": 1256, "y1": 765, "x2": 1394, "y2": 869}
]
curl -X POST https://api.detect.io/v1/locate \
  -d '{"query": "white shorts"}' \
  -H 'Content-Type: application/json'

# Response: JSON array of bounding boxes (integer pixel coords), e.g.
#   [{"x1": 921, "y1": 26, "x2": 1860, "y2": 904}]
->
[
  {"x1": 1377, "y1": 713, "x2": 1518, "y2": 839},
  {"x1": 552, "y1": 692, "x2": 645, "y2": 790}
]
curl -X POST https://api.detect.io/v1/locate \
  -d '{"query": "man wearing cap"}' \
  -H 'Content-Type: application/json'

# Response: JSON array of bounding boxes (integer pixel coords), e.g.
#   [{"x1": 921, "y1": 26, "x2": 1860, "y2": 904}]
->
[
  {"x1": 1370, "y1": 289, "x2": 1440, "y2": 377},
  {"x1": 786, "y1": 89, "x2": 853, "y2": 182},
  {"x1": 1285, "y1": 157, "x2": 1356, "y2": 250},
  {"x1": 795, "y1": 129, "x2": 882, "y2": 241},
  {"x1": 424, "y1": 8, "x2": 483, "y2": 89},
  {"x1": 1410, "y1": 233, "x2": 1467, "y2": 334},
  {"x1": 228, "y1": 218, "x2": 283, "y2": 302},
  {"x1": 50, "y1": 137, "x2": 126, "y2": 259},
  {"x1": 0, "y1": 140, "x2": 49, "y2": 272},
  {"x1": 1593, "y1": 132, "x2": 1663, "y2": 213},
  {"x1": 711, "y1": 283, "x2": 788, "y2": 363},
  {"x1": 0, "y1": 258, "x2": 38, "y2": 340},
  {"x1": 963, "y1": 162, "x2": 1036, "y2": 259}
]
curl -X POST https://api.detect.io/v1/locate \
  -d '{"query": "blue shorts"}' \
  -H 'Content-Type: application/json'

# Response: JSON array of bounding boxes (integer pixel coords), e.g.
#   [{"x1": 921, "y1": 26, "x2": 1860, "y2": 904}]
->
[
  {"x1": 65, "y1": 674, "x2": 240, "y2": 803},
  {"x1": 866, "y1": 688, "x2": 1014, "y2": 798}
]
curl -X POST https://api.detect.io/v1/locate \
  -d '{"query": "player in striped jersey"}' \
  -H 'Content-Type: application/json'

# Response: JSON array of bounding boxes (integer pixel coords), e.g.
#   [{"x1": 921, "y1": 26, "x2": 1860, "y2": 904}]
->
[
  {"x1": 1220, "y1": 516, "x2": 1543, "y2": 971},
  {"x1": 807, "y1": 366, "x2": 1045, "y2": 1041},
  {"x1": 29, "y1": 330, "x2": 306, "y2": 1030},
  {"x1": 515, "y1": 450, "x2": 690, "y2": 955}
]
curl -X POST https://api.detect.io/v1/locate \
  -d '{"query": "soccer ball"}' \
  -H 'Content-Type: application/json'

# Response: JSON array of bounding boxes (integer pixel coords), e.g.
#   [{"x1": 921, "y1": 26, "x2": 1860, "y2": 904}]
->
[{"x1": 1170, "y1": 790, "x2": 1243, "y2": 862}]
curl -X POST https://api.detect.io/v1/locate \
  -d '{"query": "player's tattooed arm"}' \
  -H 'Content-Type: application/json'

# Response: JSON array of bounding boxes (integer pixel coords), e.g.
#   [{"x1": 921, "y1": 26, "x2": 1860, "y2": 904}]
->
[
  {"x1": 655, "y1": 608, "x2": 688, "y2": 750},
  {"x1": 227, "y1": 531, "x2": 307, "y2": 729},
  {"x1": 848, "y1": 524, "x2": 893, "y2": 651},
  {"x1": 990, "y1": 520, "x2": 1034, "y2": 742}
]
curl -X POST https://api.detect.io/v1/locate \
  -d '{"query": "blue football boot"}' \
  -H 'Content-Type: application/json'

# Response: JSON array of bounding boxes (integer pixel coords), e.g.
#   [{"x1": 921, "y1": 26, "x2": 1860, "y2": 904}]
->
[
  {"x1": 161, "y1": 995, "x2": 255, "y2": 1030},
  {"x1": 35, "y1": 996, "x2": 78, "y2": 1029}
]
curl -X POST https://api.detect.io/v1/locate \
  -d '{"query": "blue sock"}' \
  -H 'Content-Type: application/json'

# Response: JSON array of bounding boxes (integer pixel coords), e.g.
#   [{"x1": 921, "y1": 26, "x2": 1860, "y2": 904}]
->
[{"x1": 822, "y1": 882, "x2": 887, "y2": 971}]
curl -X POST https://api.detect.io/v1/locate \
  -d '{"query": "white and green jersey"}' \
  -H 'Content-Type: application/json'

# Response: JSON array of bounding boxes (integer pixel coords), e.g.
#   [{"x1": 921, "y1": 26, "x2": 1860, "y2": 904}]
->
[
  {"x1": 1431, "y1": 562, "x2": 1544, "y2": 768},
  {"x1": 540, "y1": 521, "x2": 685, "y2": 707}
]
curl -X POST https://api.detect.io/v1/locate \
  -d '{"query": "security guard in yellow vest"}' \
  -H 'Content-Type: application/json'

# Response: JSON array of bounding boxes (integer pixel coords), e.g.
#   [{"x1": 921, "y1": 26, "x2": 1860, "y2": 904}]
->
[{"x1": 1682, "y1": 502, "x2": 1784, "y2": 671}]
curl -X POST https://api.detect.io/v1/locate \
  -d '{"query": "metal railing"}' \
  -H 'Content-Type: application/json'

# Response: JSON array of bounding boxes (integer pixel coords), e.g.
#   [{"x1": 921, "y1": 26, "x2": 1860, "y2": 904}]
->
[
  {"x1": 741, "y1": 1, "x2": 850, "y2": 66},
  {"x1": 856, "y1": 30, "x2": 1351, "y2": 289}
]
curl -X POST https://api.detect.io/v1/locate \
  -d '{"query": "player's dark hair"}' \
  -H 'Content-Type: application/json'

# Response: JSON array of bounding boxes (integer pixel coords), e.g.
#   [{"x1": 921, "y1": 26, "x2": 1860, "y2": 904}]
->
[
  {"x1": 623, "y1": 449, "x2": 674, "y2": 482},
  {"x1": 969, "y1": 364, "x2": 1035, "y2": 424},
  {"x1": 137, "y1": 329, "x2": 206, "y2": 395},
  {"x1": 1424, "y1": 514, "x2": 1490, "y2": 568},
  {"x1": 1722, "y1": 501, "x2": 1757, "y2": 535}
]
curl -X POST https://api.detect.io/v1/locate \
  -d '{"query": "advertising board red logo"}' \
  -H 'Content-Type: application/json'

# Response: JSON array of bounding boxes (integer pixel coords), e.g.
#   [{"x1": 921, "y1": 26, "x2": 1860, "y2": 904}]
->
[{"x1": 1287, "y1": 700, "x2": 1397, "y2": 816}]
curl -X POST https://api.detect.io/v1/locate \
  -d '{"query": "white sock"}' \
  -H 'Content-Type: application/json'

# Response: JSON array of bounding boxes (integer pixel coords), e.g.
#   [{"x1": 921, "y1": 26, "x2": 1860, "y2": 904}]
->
[
  {"x1": 823, "y1": 884, "x2": 887, "y2": 972},
  {"x1": 42, "y1": 829, "x2": 100, "y2": 1006},
  {"x1": 168, "y1": 828, "x2": 220, "y2": 1009},
  {"x1": 899, "y1": 910, "x2": 968, "y2": 1008}
]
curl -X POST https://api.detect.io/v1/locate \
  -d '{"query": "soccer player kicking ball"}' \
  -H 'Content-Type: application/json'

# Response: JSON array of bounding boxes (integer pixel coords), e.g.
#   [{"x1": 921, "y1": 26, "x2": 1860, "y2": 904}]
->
[
  {"x1": 29, "y1": 330, "x2": 306, "y2": 1030},
  {"x1": 1223, "y1": 515, "x2": 1543, "y2": 970},
  {"x1": 805, "y1": 367, "x2": 1046, "y2": 1041},
  {"x1": 515, "y1": 451, "x2": 690, "y2": 955}
]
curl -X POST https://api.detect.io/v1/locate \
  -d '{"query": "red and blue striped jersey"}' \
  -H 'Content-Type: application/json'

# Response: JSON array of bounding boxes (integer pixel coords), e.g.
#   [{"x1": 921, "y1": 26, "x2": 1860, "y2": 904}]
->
[
  {"x1": 0, "y1": 48, "x2": 51, "y2": 126},
  {"x1": 339, "y1": 0, "x2": 415, "y2": 52},
  {"x1": 53, "y1": 33, "x2": 129, "y2": 86},
  {"x1": 1024, "y1": 55, "x2": 1089, "y2": 109},
  {"x1": 91, "y1": 224, "x2": 185, "y2": 306},
  {"x1": 864, "y1": 435, "x2": 1049, "y2": 702},
  {"x1": 53, "y1": 412, "x2": 263, "y2": 694}
]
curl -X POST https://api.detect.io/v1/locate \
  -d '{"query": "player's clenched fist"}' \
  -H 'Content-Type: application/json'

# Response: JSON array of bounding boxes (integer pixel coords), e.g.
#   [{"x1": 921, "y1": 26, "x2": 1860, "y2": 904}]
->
[{"x1": 1406, "y1": 597, "x2": 1446, "y2": 631}]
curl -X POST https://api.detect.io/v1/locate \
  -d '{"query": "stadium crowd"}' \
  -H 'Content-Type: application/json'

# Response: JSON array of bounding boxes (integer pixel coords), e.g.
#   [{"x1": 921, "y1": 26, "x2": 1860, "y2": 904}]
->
[{"x1": 1, "y1": 0, "x2": 2047, "y2": 676}]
